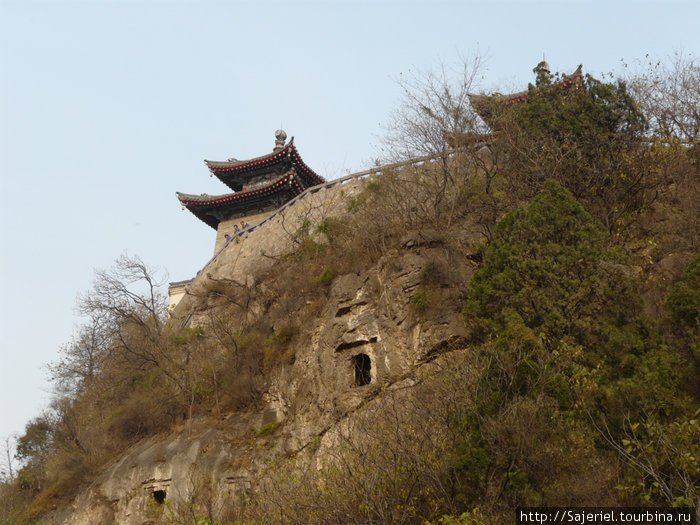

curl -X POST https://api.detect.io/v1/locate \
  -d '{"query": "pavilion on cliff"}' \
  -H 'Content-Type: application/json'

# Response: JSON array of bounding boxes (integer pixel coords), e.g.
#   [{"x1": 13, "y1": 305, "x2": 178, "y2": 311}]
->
[
  {"x1": 469, "y1": 63, "x2": 583, "y2": 128},
  {"x1": 446, "y1": 62, "x2": 584, "y2": 147},
  {"x1": 176, "y1": 130, "x2": 325, "y2": 253}
]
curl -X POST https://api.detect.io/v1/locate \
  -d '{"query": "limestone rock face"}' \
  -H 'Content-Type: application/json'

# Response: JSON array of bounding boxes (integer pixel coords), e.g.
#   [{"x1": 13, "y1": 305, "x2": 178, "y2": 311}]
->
[{"x1": 41, "y1": 179, "x2": 475, "y2": 525}]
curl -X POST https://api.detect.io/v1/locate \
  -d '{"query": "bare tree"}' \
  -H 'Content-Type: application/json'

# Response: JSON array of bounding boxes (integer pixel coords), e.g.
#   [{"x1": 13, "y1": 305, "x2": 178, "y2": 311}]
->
[
  {"x1": 78, "y1": 253, "x2": 168, "y2": 339},
  {"x1": 46, "y1": 312, "x2": 112, "y2": 396},
  {"x1": 377, "y1": 52, "x2": 505, "y2": 234},
  {"x1": 0, "y1": 436, "x2": 16, "y2": 483},
  {"x1": 381, "y1": 52, "x2": 488, "y2": 162},
  {"x1": 624, "y1": 51, "x2": 699, "y2": 143},
  {"x1": 74, "y1": 254, "x2": 182, "y2": 388}
]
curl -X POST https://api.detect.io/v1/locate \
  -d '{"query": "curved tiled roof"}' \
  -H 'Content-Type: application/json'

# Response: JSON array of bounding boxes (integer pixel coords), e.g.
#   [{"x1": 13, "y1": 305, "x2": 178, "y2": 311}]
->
[
  {"x1": 204, "y1": 138, "x2": 325, "y2": 191},
  {"x1": 177, "y1": 171, "x2": 306, "y2": 229},
  {"x1": 178, "y1": 134, "x2": 325, "y2": 229},
  {"x1": 204, "y1": 141, "x2": 294, "y2": 170},
  {"x1": 468, "y1": 65, "x2": 584, "y2": 128}
]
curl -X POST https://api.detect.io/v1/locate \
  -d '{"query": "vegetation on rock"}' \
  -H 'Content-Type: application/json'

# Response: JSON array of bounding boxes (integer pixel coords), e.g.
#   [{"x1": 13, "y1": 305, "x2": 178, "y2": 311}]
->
[{"x1": 1, "y1": 54, "x2": 698, "y2": 524}]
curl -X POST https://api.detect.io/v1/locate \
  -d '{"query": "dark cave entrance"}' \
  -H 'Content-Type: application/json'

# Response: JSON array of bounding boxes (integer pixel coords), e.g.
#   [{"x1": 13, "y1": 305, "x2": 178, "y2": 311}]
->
[
  {"x1": 152, "y1": 489, "x2": 167, "y2": 505},
  {"x1": 353, "y1": 353, "x2": 372, "y2": 386}
]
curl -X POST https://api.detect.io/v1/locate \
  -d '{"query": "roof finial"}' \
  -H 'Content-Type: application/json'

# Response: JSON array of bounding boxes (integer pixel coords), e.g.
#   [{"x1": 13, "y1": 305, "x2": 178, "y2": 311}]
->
[{"x1": 274, "y1": 129, "x2": 287, "y2": 152}]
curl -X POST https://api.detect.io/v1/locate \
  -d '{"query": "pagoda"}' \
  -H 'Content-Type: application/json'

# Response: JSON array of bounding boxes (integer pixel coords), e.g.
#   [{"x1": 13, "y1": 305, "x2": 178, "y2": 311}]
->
[
  {"x1": 467, "y1": 62, "x2": 583, "y2": 131},
  {"x1": 177, "y1": 130, "x2": 325, "y2": 252}
]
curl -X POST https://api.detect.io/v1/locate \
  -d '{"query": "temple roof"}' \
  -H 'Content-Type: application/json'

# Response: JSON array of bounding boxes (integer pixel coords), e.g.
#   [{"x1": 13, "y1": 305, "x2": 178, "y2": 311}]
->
[
  {"x1": 177, "y1": 170, "x2": 305, "y2": 229},
  {"x1": 178, "y1": 131, "x2": 325, "y2": 229},
  {"x1": 469, "y1": 65, "x2": 583, "y2": 128},
  {"x1": 204, "y1": 138, "x2": 324, "y2": 191},
  {"x1": 204, "y1": 143, "x2": 292, "y2": 171}
]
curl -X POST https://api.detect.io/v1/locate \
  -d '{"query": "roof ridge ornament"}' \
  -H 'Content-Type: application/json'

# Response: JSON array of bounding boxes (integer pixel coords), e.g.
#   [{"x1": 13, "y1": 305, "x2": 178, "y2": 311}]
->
[{"x1": 273, "y1": 129, "x2": 287, "y2": 152}]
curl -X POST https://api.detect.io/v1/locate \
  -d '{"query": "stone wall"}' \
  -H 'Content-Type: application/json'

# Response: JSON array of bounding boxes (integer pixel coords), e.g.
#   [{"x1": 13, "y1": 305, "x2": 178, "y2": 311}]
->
[
  {"x1": 213, "y1": 210, "x2": 274, "y2": 255},
  {"x1": 167, "y1": 279, "x2": 193, "y2": 310},
  {"x1": 176, "y1": 177, "x2": 366, "y2": 317}
]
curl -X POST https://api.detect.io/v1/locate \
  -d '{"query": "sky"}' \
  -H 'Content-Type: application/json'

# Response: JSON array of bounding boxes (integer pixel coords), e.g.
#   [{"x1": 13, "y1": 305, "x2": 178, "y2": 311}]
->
[{"x1": 0, "y1": 0, "x2": 698, "y2": 451}]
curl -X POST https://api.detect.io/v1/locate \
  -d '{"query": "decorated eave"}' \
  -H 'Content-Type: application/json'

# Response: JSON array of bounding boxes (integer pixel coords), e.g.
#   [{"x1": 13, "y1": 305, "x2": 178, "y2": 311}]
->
[
  {"x1": 204, "y1": 138, "x2": 325, "y2": 192},
  {"x1": 177, "y1": 131, "x2": 326, "y2": 230},
  {"x1": 468, "y1": 65, "x2": 583, "y2": 126},
  {"x1": 177, "y1": 170, "x2": 306, "y2": 229}
]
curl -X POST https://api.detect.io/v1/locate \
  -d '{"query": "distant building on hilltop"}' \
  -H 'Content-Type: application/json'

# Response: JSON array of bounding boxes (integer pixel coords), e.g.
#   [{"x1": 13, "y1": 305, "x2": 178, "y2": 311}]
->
[
  {"x1": 170, "y1": 130, "x2": 325, "y2": 310},
  {"x1": 176, "y1": 130, "x2": 325, "y2": 255},
  {"x1": 468, "y1": 63, "x2": 583, "y2": 131},
  {"x1": 446, "y1": 63, "x2": 584, "y2": 147}
]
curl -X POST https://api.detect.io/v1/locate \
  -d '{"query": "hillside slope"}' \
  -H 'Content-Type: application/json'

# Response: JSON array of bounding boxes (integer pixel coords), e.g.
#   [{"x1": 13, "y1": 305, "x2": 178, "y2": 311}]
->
[
  {"x1": 5, "y1": 63, "x2": 698, "y2": 524},
  {"x1": 41, "y1": 175, "x2": 480, "y2": 524}
]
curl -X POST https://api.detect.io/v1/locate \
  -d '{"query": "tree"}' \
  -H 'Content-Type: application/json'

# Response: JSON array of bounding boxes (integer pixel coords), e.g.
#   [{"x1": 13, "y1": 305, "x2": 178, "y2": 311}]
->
[
  {"x1": 0, "y1": 436, "x2": 17, "y2": 483},
  {"x1": 665, "y1": 250, "x2": 700, "y2": 393},
  {"x1": 379, "y1": 53, "x2": 502, "y2": 231},
  {"x1": 14, "y1": 416, "x2": 54, "y2": 492},
  {"x1": 74, "y1": 254, "x2": 193, "y2": 395},
  {"x1": 78, "y1": 253, "x2": 168, "y2": 345},
  {"x1": 463, "y1": 179, "x2": 629, "y2": 352},
  {"x1": 46, "y1": 312, "x2": 111, "y2": 396},
  {"x1": 625, "y1": 51, "x2": 699, "y2": 143},
  {"x1": 381, "y1": 52, "x2": 488, "y2": 161},
  {"x1": 462, "y1": 181, "x2": 696, "y2": 508},
  {"x1": 493, "y1": 72, "x2": 656, "y2": 230},
  {"x1": 0, "y1": 434, "x2": 31, "y2": 525},
  {"x1": 666, "y1": 250, "x2": 700, "y2": 342}
]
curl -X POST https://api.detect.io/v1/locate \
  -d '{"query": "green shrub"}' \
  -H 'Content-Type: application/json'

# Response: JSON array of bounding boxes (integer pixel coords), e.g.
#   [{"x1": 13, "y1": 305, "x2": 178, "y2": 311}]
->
[
  {"x1": 365, "y1": 180, "x2": 381, "y2": 192},
  {"x1": 666, "y1": 250, "x2": 700, "y2": 335},
  {"x1": 495, "y1": 74, "x2": 654, "y2": 230},
  {"x1": 463, "y1": 180, "x2": 622, "y2": 348},
  {"x1": 263, "y1": 325, "x2": 297, "y2": 370},
  {"x1": 255, "y1": 421, "x2": 280, "y2": 437},
  {"x1": 311, "y1": 265, "x2": 335, "y2": 285},
  {"x1": 460, "y1": 180, "x2": 696, "y2": 508},
  {"x1": 411, "y1": 290, "x2": 428, "y2": 312}
]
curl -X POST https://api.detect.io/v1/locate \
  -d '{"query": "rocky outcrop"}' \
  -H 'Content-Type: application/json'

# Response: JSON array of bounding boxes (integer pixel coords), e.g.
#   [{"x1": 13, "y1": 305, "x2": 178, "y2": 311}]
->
[{"x1": 40, "y1": 178, "x2": 478, "y2": 524}]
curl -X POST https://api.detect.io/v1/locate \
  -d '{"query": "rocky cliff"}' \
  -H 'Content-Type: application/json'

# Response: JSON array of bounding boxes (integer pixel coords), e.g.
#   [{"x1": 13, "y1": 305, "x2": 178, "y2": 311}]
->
[{"x1": 41, "y1": 175, "x2": 478, "y2": 525}]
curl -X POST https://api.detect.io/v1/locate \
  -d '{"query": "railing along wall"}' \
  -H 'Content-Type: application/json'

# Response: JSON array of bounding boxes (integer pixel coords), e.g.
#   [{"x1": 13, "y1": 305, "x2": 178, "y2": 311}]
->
[
  {"x1": 196, "y1": 150, "x2": 451, "y2": 277},
  {"x1": 179, "y1": 132, "x2": 697, "y2": 313}
]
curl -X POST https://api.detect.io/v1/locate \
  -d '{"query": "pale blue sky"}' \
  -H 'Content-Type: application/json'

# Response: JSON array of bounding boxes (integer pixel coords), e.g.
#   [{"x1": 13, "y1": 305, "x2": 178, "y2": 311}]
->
[{"x1": 1, "y1": 0, "x2": 697, "y2": 447}]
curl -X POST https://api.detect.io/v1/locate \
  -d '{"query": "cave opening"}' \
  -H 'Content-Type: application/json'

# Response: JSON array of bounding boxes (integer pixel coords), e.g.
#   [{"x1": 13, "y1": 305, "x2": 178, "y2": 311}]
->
[
  {"x1": 353, "y1": 353, "x2": 372, "y2": 386},
  {"x1": 152, "y1": 489, "x2": 167, "y2": 505}
]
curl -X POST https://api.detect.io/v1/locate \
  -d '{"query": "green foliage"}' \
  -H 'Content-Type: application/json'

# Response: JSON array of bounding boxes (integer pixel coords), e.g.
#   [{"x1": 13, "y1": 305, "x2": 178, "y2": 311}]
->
[
  {"x1": 14, "y1": 418, "x2": 52, "y2": 469},
  {"x1": 616, "y1": 410, "x2": 700, "y2": 506},
  {"x1": 254, "y1": 421, "x2": 281, "y2": 437},
  {"x1": 667, "y1": 250, "x2": 700, "y2": 333},
  {"x1": 297, "y1": 218, "x2": 311, "y2": 238},
  {"x1": 14, "y1": 417, "x2": 53, "y2": 492},
  {"x1": 665, "y1": 250, "x2": 700, "y2": 390},
  {"x1": 496, "y1": 73, "x2": 656, "y2": 229},
  {"x1": 310, "y1": 265, "x2": 335, "y2": 285},
  {"x1": 411, "y1": 290, "x2": 428, "y2": 312},
  {"x1": 365, "y1": 180, "x2": 381, "y2": 192},
  {"x1": 513, "y1": 74, "x2": 646, "y2": 141},
  {"x1": 315, "y1": 217, "x2": 341, "y2": 243},
  {"x1": 4, "y1": 57, "x2": 699, "y2": 524},
  {"x1": 263, "y1": 325, "x2": 297, "y2": 369},
  {"x1": 463, "y1": 179, "x2": 628, "y2": 352},
  {"x1": 426, "y1": 511, "x2": 488, "y2": 525},
  {"x1": 419, "y1": 259, "x2": 438, "y2": 284},
  {"x1": 459, "y1": 181, "x2": 696, "y2": 509}
]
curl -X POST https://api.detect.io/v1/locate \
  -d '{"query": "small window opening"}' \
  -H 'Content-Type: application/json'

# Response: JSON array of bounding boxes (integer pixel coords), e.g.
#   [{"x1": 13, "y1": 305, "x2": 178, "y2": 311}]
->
[
  {"x1": 152, "y1": 489, "x2": 167, "y2": 505},
  {"x1": 353, "y1": 353, "x2": 372, "y2": 386}
]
